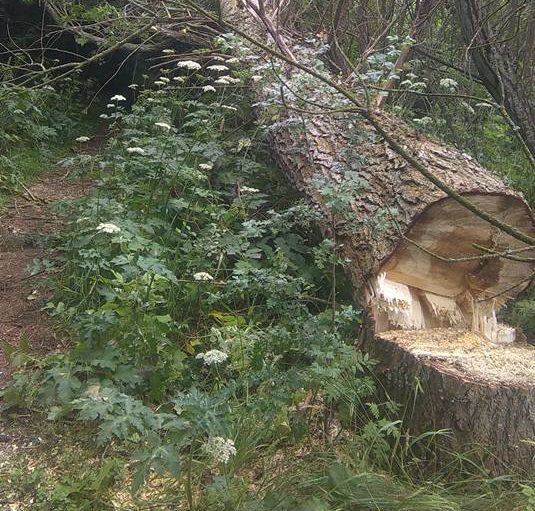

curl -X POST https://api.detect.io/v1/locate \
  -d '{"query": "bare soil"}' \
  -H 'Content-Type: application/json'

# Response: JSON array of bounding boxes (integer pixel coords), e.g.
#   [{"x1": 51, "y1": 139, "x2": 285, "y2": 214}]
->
[{"x1": 0, "y1": 137, "x2": 104, "y2": 385}]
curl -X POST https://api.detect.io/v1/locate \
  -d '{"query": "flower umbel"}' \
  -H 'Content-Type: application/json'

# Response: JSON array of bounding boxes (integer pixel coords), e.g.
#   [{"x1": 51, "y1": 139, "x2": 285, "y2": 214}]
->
[
  {"x1": 239, "y1": 186, "x2": 260, "y2": 194},
  {"x1": 203, "y1": 437, "x2": 236, "y2": 464},
  {"x1": 193, "y1": 271, "x2": 214, "y2": 281},
  {"x1": 207, "y1": 65, "x2": 229, "y2": 72},
  {"x1": 126, "y1": 147, "x2": 146, "y2": 155},
  {"x1": 155, "y1": 122, "x2": 172, "y2": 130},
  {"x1": 96, "y1": 223, "x2": 121, "y2": 234},
  {"x1": 176, "y1": 60, "x2": 201, "y2": 71},
  {"x1": 196, "y1": 349, "x2": 228, "y2": 366},
  {"x1": 110, "y1": 94, "x2": 127, "y2": 102},
  {"x1": 75, "y1": 136, "x2": 90, "y2": 143}
]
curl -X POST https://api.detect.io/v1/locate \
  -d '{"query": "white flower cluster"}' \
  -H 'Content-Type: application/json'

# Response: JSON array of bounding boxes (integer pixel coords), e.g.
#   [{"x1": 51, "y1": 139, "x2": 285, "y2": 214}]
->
[
  {"x1": 75, "y1": 136, "x2": 90, "y2": 143},
  {"x1": 439, "y1": 78, "x2": 458, "y2": 92},
  {"x1": 199, "y1": 163, "x2": 213, "y2": 171},
  {"x1": 196, "y1": 349, "x2": 228, "y2": 366},
  {"x1": 207, "y1": 65, "x2": 229, "y2": 72},
  {"x1": 215, "y1": 76, "x2": 241, "y2": 85},
  {"x1": 111, "y1": 94, "x2": 127, "y2": 102},
  {"x1": 155, "y1": 122, "x2": 172, "y2": 130},
  {"x1": 202, "y1": 85, "x2": 216, "y2": 93},
  {"x1": 96, "y1": 222, "x2": 121, "y2": 234},
  {"x1": 239, "y1": 186, "x2": 260, "y2": 194},
  {"x1": 203, "y1": 437, "x2": 236, "y2": 464},
  {"x1": 176, "y1": 60, "x2": 201, "y2": 71},
  {"x1": 126, "y1": 147, "x2": 146, "y2": 155},
  {"x1": 193, "y1": 271, "x2": 214, "y2": 281}
]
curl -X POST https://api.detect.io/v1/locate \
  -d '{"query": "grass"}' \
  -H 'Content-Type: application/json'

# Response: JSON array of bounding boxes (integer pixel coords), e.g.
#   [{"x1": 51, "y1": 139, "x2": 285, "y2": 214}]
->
[
  {"x1": 0, "y1": 412, "x2": 530, "y2": 511},
  {"x1": 1, "y1": 67, "x2": 534, "y2": 511},
  {"x1": 0, "y1": 147, "x2": 62, "y2": 208}
]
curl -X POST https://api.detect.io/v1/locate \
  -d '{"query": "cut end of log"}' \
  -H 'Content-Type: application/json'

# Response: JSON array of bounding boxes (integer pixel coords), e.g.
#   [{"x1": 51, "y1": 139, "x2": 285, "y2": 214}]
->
[{"x1": 368, "y1": 194, "x2": 535, "y2": 344}]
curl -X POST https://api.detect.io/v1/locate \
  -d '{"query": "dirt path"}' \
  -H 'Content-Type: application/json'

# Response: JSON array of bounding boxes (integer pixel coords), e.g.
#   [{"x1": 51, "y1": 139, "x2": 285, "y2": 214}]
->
[{"x1": 0, "y1": 135, "x2": 105, "y2": 385}]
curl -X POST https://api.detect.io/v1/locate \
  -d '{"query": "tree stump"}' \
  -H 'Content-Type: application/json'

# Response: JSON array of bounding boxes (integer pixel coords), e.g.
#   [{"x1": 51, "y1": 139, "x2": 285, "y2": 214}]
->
[
  {"x1": 363, "y1": 328, "x2": 535, "y2": 474},
  {"x1": 218, "y1": 1, "x2": 535, "y2": 472}
]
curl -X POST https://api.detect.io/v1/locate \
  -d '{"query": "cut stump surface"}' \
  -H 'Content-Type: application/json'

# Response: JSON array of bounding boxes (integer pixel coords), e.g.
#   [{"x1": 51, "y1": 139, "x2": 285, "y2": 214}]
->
[{"x1": 366, "y1": 328, "x2": 535, "y2": 474}]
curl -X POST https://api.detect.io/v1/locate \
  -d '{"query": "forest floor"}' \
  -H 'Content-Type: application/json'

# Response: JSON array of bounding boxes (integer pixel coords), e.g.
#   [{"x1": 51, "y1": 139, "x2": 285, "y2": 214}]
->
[
  {"x1": 0, "y1": 136, "x2": 103, "y2": 383},
  {"x1": 0, "y1": 134, "x2": 119, "y2": 510}
]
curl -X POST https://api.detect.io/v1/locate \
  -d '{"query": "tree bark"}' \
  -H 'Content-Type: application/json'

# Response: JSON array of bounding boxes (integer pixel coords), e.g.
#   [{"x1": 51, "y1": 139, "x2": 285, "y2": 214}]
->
[
  {"x1": 216, "y1": 0, "x2": 535, "y2": 471},
  {"x1": 362, "y1": 330, "x2": 535, "y2": 474},
  {"x1": 218, "y1": 0, "x2": 535, "y2": 342},
  {"x1": 455, "y1": 0, "x2": 535, "y2": 160}
]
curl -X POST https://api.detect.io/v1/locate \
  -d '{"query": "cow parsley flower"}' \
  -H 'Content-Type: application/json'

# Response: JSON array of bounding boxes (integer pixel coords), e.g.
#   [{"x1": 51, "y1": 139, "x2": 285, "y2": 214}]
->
[
  {"x1": 193, "y1": 271, "x2": 214, "y2": 281},
  {"x1": 128, "y1": 84, "x2": 138, "y2": 89},
  {"x1": 207, "y1": 65, "x2": 229, "y2": 72},
  {"x1": 126, "y1": 147, "x2": 146, "y2": 155},
  {"x1": 155, "y1": 121, "x2": 172, "y2": 130},
  {"x1": 75, "y1": 136, "x2": 90, "y2": 143},
  {"x1": 413, "y1": 116, "x2": 433, "y2": 126},
  {"x1": 162, "y1": 49, "x2": 175, "y2": 54},
  {"x1": 226, "y1": 57, "x2": 239, "y2": 64},
  {"x1": 173, "y1": 76, "x2": 185, "y2": 82},
  {"x1": 214, "y1": 76, "x2": 232, "y2": 85},
  {"x1": 215, "y1": 76, "x2": 241, "y2": 85},
  {"x1": 176, "y1": 60, "x2": 201, "y2": 71},
  {"x1": 439, "y1": 78, "x2": 458, "y2": 91},
  {"x1": 203, "y1": 437, "x2": 236, "y2": 464},
  {"x1": 196, "y1": 349, "x2": 228, "y2": 365},
  {"x1": 240, "y1": 186, "x2": 260, "y2": 193},
  {"x1": 154, "y1": 80, "x2": 166, "y2": 86},
  {"x1": 159, "y1": 76, "x2": 170, "y2": 83},
  {"x1": 110, "y1": 94, "x2": 127, "y2": 102},
  {"x1": 199, "y1": 163, "x2": 213, "y2": 171},
  {"x1": 96, "y1": 222, "x2": 121, "y2": 234},
  {"x1": 203, "y1": 85, "x2": 216, "y2": 93}
]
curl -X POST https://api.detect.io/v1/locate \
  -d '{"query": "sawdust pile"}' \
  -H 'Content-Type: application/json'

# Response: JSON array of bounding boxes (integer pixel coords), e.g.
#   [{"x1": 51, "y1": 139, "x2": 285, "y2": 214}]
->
[{"x1": 379, "y1": 328, "x2": 535, "y2": 386}]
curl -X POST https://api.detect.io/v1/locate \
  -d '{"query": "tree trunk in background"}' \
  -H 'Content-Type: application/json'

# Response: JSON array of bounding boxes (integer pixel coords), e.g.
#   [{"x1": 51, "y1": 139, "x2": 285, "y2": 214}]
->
[
  {"x1": 455, "y1": 0, "x2": 535, "y2": 159},
  {"x1": 375, "y1": 0, "x2": 442, "y2": 107},
  {"x1": 220, "y1": 0, "x2": 535, "y2": 473}
]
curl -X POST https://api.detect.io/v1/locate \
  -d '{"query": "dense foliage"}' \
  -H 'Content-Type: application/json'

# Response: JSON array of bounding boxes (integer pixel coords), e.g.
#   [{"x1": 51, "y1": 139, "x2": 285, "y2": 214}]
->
[{"x1": 1, "y1": 0, "x2": 534, "y2": 508}]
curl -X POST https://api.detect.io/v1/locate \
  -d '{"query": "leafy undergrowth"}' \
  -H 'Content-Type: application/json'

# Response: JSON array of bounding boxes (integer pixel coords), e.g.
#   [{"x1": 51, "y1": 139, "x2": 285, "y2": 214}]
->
[
  {"x1": 1, "y1": 60, "x2": 533, "y2": 510},
  {"x1": 0, "y1": 78, "x2": 95, "y2": 207}
]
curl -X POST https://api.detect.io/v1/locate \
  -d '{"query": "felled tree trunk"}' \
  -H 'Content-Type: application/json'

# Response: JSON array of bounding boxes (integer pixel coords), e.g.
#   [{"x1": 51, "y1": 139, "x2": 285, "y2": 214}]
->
[
  {"x1": 220, "y1": 0, "x2": 535, "y2": 472},
  {"x1": 270, "y1": 108, "x2": 535, "y2": 344}
]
